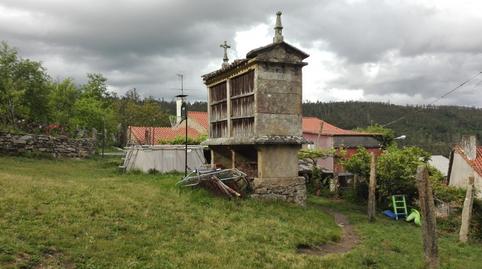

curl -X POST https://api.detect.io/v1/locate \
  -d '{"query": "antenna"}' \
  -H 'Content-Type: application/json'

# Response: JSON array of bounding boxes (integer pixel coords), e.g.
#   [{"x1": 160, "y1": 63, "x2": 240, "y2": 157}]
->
[{"x1": 176, "y1": 74, "x2": 184, "y2": 96}]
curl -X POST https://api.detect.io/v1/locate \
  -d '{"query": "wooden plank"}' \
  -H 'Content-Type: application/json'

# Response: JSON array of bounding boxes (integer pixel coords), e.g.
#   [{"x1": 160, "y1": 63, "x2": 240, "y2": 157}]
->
[
  {"x1": 367, "y1": 152, "x2": 377, "y2": 222},
  {"x1": 416, "y1": 165, "x2": 439, "y2": 269}
]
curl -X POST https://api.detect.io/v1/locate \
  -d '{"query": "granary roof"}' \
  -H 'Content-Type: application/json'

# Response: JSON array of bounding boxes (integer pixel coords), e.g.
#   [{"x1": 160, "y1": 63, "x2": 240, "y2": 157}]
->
[
  {"x1": 246, "y1": 41, "x2": 309, "y2": 60},
  {"x1": 302, "y1": 117, "x2": 373, "y2": 136},
  {"x1": 202, "y1": 59, "x2": 249, "y2": 82},
  {"x1": 454, "y1": 145, "x2": 482, "y2": 177}
]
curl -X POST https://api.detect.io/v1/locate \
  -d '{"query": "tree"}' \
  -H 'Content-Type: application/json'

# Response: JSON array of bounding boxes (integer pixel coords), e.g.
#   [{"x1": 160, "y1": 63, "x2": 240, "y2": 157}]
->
[
  {"x1": 0, "y1": 41, "x2": 21, "y2": 127},
  {"x1": 17, "y1": 59, "x2": 51, "y2": 125},
  {"x1": 81, "y1": 73, "x2": 111, "y2": 106},
  {"x1": 376, "y1": 145, "x2": 429, "y2": 203},
  {"x1": 114, "y1": 89, "x2": 171, "y2": 146},
  {"x1": 48, "y1": 78, "x2": 80, "y2": 130},
  {"x1": 0, "y1": 41, "x2": 51, "y2": 129},
  {"x1": 71, "y1": 97, "x2": 116, "y2": 135},
  {"x1": 342, "y1": 146, "x2": 371, "y2": 179}
]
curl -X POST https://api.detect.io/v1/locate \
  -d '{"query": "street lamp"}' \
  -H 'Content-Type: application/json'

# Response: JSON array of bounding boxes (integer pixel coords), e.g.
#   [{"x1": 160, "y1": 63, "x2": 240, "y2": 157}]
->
[
  {"x1": 176, "y1": 74, "x2": 188, "y2": 177},
  {"x1": 175, "y1": 93, "x2": 188, "y2": 177}
]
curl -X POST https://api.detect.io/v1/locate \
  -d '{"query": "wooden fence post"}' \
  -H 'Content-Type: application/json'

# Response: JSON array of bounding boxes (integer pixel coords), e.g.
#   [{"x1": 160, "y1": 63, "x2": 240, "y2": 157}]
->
[
  {"x1": 459, "y1": 176, "x2": 475, "y2": 243},
  {"x1": 367, "y1": 152, "x2": 376, "y2": 222},
  {"x1": 416, "y1": 165, "x2": 439, "y2": 269}
]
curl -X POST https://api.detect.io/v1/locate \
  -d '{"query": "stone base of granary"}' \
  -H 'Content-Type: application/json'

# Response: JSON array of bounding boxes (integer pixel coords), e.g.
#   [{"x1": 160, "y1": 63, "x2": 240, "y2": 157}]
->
[{"x1": 251, "y1": 176, "x2": 306, "y2": 206}]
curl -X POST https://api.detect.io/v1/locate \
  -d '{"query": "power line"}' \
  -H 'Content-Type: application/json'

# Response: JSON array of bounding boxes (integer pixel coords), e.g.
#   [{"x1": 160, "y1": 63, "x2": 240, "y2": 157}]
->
[{"x1": 382, "y1": 71, "x2": 482, "y2": 127}]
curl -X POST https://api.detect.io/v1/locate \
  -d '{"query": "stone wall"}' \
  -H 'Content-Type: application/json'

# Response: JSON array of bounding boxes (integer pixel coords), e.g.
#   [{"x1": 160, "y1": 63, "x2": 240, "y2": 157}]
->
[
  {"x1": 0, "y1": 133, "x2": 96, "y2": 158},
  {"x1": 251, "y1": 177, "x2": 307, "y2": 206}
]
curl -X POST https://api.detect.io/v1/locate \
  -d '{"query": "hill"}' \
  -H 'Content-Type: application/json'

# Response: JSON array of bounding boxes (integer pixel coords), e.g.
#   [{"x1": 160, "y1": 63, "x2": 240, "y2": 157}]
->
[
  {"x1": 303, "y1": 101, "x2": 482, "y2": 156},
  {"x1": 165, "y1": 100, "x2": 481, "y2": 156}
]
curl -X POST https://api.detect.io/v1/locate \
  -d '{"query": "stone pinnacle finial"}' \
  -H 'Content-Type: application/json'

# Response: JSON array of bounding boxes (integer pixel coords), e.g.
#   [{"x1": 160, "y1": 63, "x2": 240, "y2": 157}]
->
[
  {"x1": 220, "y1": 41, "x2": 231, "y2": 68},
  {"x1": 273, "y1": 11, "x2": 284, "y2": 43}
]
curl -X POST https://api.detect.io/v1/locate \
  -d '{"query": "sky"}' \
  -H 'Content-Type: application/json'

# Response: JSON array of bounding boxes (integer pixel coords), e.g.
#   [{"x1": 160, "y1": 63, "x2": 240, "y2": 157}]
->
[{"x1": 1, "y1": 0, "x2": 482, "y2": 106}]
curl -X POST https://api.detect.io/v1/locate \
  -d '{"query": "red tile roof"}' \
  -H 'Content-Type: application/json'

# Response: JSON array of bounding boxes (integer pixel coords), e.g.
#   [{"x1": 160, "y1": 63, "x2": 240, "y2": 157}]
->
[
  {"x1": 131, "y1": 112, "x2": 373, "y2": 144},
  {"x1": 302, "y1": 117, "x2": 370, "y2": 136},
  {"x1": 454, "y1": 145, "x2": 482, "y2": 177},
  {"x1": 188, "y1": 111, "x2": 208, "y2": 130},
  {"x1": 129, "y1": 126, "x2": 202, "y2": 145}
]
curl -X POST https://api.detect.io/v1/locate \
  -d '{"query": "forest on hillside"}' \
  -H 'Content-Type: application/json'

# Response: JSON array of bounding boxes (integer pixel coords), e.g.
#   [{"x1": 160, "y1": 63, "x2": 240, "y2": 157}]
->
[
  {"x1": 303, "y1": 101, "x2": 482, "y2": 156},
  {"x1": 164, "y1": 101, "x2": 482, "y2": 156}
]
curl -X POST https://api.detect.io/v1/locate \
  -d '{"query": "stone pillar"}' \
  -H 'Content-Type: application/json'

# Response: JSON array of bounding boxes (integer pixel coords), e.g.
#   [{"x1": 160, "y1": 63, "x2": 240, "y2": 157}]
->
[
  {"x1": 459, "y1": 176, "x2": 475, "y2": 243},
  {"x1": 251, "y1": 145, "x2": 306, "y2": 206}
]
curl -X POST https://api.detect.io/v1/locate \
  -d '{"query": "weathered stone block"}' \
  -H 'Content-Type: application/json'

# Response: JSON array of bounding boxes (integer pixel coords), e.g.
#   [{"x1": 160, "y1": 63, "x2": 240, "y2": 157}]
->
[{"x1": 252, "y1": 176, "x2": 306, "y2": 206}]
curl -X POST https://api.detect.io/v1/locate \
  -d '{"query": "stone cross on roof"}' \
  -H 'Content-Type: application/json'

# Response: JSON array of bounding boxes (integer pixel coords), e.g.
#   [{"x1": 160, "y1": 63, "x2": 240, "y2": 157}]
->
[
  {"x1": 220, "y1": 41, "x2": 231, "y2": 68},
  {"x1": 273, "y1": 11, "x2": 284, "y2": 43}
]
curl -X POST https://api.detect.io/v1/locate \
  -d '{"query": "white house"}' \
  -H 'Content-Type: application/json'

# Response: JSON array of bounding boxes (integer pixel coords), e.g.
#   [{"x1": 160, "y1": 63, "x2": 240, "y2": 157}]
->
[{"x1": 448, "y1": 135, "x2": 482, "y2": 198}]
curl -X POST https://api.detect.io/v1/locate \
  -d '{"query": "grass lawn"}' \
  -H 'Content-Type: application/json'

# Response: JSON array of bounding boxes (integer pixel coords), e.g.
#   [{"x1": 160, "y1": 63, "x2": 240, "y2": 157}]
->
[{"x1": 0, "y1": 156, "x2": 481, "y2": 268}]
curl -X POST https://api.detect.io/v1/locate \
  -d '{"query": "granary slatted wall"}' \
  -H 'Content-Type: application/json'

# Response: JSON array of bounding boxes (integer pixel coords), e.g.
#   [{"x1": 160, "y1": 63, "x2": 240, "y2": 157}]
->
[
  {"x1": 230, "y1": 71, "x2": 254, "y2": 137},
  {"x1": 209, "y1": 82, "x2": 228, "y2": 138}
]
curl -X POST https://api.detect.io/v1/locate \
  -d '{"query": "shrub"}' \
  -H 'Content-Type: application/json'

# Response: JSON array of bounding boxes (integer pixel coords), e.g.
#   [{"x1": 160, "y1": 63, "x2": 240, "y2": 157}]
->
[
  {"x1": 341, "y1": 146, "x2": 371, "y2": 178},
  {"x1": 376, "y1": 145, "x2": 429, "y2": 205}
]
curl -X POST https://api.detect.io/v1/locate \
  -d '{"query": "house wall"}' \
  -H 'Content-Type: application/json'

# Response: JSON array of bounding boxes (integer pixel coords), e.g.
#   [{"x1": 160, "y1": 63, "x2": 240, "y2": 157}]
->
[
  {"x1": 303, "y1": 133, "x2": 334, "y2": 171},
  {"x1": 449, "y1": 152, "x2": 482, "y2": 198},
  {"x1": 178, "y1": 117, "x2": 207, "y2": 134}
]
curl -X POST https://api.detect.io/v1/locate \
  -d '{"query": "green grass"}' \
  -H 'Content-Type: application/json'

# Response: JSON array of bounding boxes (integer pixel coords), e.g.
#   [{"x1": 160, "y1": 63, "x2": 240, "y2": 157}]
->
[{"x1": 0, "y1": 156, "x2": 481, "y2": 268}]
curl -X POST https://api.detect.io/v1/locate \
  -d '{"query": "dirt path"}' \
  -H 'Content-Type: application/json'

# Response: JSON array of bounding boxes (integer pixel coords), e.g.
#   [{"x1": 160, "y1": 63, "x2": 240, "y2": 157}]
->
[{"x1": 297, "y1": 208, "x2": 359, "y2": 256}]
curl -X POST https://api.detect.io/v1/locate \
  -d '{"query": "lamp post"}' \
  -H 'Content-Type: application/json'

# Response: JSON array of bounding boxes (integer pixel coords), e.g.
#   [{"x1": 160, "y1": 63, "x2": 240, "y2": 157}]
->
[
  {"x1": 176, "y1": 95, "x2": 188, "y2": 177},
  {"x1": 176, "y1": 74, "x2": 188, "y2": 177},
  {"x1": 394, "y1": 135, "x2": 406, "y2": 148}
]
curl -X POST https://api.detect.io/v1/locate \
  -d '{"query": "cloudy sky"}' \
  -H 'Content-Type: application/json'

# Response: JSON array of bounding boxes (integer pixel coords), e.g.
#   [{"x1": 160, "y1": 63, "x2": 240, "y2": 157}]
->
[{"x1": 1, "y1": 0, "x2": 482, "y2": 106}]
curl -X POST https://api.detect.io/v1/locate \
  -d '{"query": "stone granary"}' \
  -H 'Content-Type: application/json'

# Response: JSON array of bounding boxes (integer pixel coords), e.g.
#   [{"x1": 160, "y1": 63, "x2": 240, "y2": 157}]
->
[{"x1": 202, "y1": 12, "x2": 309, "y2": 205}]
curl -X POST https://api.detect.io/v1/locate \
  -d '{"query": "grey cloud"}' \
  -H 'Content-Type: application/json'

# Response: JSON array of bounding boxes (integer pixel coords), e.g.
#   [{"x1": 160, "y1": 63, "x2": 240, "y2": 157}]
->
[{"x1": 1, "y1": 0, "x2": 482, "y2": 106}]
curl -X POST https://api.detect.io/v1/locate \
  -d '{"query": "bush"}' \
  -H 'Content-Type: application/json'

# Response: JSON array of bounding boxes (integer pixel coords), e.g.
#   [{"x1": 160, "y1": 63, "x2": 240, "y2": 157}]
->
[
  {"x1": 376, "y1": 145, "x2": 429, "y2": 205},
  {"x1": 341, "y1": 146, "x2": 370, "y2": 178}
]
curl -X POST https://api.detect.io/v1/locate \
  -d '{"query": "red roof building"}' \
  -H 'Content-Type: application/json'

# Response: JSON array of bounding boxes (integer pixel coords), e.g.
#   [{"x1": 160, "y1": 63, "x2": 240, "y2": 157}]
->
[
  {"x1": 128, "y1": 111, "x2": 208, "y2": 145},
  {"x1": 302, "y1": 117, "x2": 365, "y2": 136},
  {"x1": 128, "y1": 126, "x2": 203, "y2": 145},
  {"x1": 301, "y1": 117, "x2": 382, "y2": 174}
]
